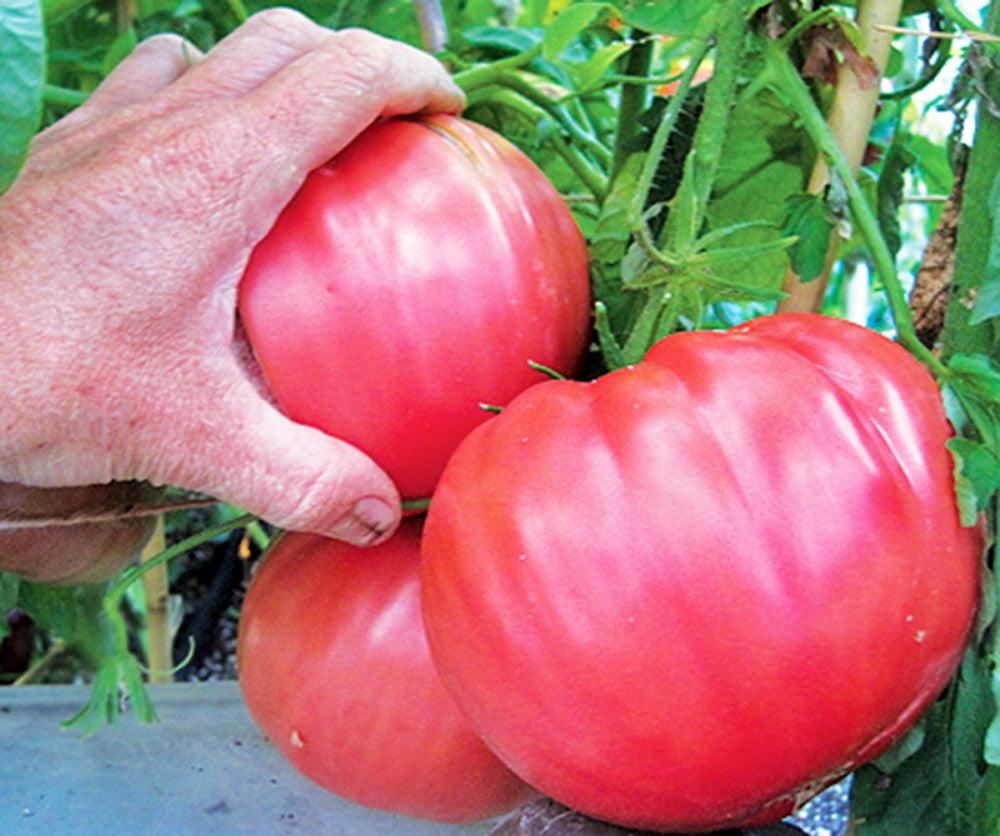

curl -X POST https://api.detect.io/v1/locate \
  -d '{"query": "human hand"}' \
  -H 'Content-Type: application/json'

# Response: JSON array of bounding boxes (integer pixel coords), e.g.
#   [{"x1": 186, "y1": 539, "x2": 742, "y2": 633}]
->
[{"x1": 0, "y1": 10, "x2": 463, "y2": 546}]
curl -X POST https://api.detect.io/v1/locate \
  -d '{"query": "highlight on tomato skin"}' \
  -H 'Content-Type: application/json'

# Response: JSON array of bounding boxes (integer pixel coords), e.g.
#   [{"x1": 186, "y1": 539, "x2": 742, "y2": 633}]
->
[
  {"x1": 238, "y1": 113, "x2": 592, "y2": 501},
  {"x1": 420, "y1": 312, "x2": 982, "y2": 833},
  {"x1": 236, "y1": 517, "x2": 535, "y2": 824}
]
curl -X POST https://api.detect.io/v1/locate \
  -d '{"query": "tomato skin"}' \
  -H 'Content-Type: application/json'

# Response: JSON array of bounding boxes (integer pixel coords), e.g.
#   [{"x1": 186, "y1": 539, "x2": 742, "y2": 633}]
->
[
  {"x1": 421, "y1": 313, "x2": 981, "y2": 832},
  {"x1": 238, "y1": 115, "x2": 591, "y2": 499},
  {"x1": 237, "y1": 518, "x2": 534, "y2": 824}
]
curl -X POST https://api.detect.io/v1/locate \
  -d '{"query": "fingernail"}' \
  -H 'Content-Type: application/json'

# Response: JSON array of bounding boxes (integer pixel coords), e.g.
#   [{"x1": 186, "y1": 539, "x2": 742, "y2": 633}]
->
[{"x1": 346, "y1": 496, "x2": 396, "y2": 545}]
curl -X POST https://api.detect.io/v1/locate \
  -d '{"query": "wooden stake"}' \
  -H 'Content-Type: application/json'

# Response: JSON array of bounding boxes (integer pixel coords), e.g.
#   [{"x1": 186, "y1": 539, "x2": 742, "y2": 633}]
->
[
  {"x1": 777, "y1": 0, "x2": 904, "y2": 314},
  {"x1": 140, "y1": 517, "x2": 173, "y2": 685}
]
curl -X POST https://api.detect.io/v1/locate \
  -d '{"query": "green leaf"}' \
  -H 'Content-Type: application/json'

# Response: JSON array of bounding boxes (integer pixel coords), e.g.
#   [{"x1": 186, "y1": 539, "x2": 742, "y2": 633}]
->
[
  {"x1": 704, "y1": 87, "x2": 813, "y2": 293},
  {"x1": 542, "y1": 2, "x2": 614, "y2": 60},
  {"x1": 782, "y1": 193, "x2": 834, "y2": 281},
  {"x1": 874, "y1": 721, "x2": 927, "y2": 774},
  {"x1": 0, "y1": 0, "x2": 45, "y2": 194},
  {"x1": 18, "y1": 582, "x2": 84, "y2": 639},
  {"x1": 852, "y1": 652, "x2": 998, "y2": 835},
  {"x1": 947, "y1": 438, "x2": 1000, "y2": 525},
  {"x1": 619, "y1": 0, "x2": 718, "y2": 37},
  {"x1": 0, "y1": 573, "x2": 20, "y2": 641},
  {"x1": 950, "y1": 354, "x2": 1000, "y2": 406},
  {"x1": 969, "y1": 171, "x2": 1000, "y2": 326},
  {"x1": 591, "y1": 153, "x2": 644, "y2": 338},
  {"x1": 566, "y1": 40, "x2": 631, "y2": 91},
  {"x1": 696, "y1": 238, "x2": 798, "y2": 271}
]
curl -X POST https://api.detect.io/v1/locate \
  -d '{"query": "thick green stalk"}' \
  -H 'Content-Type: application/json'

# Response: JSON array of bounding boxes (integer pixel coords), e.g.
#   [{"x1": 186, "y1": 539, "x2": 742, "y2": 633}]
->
[
  {"x1": 628, "y1": 37, "x2": 713, "y2": 249},
  {"x1": 482, "y1": 71, "x2": 612, "y2": 167},
  {"x1": 452, "y1": 45, "x2": 543, "y2": 90},
  {"x1": 942, "y1": 0, "x2": 1000, "y2": 359},
  {"x1": 103, "y1": 513, "x2": 257, "y2": 653},
  {"x1": 765, "y1": 43, "x2": 948, "y2": 377},
  {"x1": 43, "y1": 83, "x2": 87, "y2": 109},
  {"x1": 609, "y1": 34, "x2": 653, "y2": 181},
  {"x1": 660, "y1": 1, "x2": 751, "y2": 254}
]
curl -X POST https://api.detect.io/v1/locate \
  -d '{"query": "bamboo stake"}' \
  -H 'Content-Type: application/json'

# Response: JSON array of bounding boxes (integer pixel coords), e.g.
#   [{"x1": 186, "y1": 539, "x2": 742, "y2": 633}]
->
[
  {"x1": 777, "y1": 0, "x2": 904, "y2": 314},
  {"x1": 140, "y1": 517, "x2": 173, "y2": 685}
]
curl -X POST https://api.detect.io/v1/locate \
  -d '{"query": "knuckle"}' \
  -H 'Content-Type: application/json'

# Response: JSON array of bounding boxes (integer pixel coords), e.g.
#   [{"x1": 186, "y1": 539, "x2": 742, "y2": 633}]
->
[
  {"x1": 134, "y1": 32, "x2": 189, "y2": 55},
  {"x1": 243, "y1": 7, "x2": 316, "y2": 40},
  {"x1": 326, "y1": 28, "x2": 392, "y2": 84}
]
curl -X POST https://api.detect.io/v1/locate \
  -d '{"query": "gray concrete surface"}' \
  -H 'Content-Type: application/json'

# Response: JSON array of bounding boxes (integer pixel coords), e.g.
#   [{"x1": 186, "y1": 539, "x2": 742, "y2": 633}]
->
[{"x1": 0, "y1": 682, "x2": 493, "y2": 835}]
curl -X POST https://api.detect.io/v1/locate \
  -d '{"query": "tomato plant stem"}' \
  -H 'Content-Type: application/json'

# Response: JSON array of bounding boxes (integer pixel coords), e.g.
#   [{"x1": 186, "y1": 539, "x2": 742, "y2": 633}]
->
[
  {"x1": 483, "y1": 71, "x2": 612, "y2": 167},
  {"x1": 609, "y1": 33, "x2": 653, "y2": 181},
  {"x1": 765, "y1": 43, "x2": 948, "y2": 378},
  {"x1": 100, "y1": 513, "x2": 256, "y2": 683},
  {"x1": 43, "y1": 83, "x2": 88, "y2": 109},
  {"x1": 452, "y1": 44, "x2": 543, "y2": 90},
  {"x1": 660, "y1": 1, "x2": 750, "y2": 255},
  {"x1": 628, "y1": 37, "x2": 712, "y2": 251}
]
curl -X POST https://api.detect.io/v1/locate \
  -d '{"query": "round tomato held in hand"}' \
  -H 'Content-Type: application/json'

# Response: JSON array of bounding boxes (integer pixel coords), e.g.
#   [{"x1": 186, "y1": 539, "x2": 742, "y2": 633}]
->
[
  {"x1": 238, "y1": 115, "x2": 591, "y2": 499},
  {"x1": 421, "y1": 313, "x2": 981, "y2": 832},
  {"x1": 237, "y1": 518, "x2": 534, "y2": 824}
]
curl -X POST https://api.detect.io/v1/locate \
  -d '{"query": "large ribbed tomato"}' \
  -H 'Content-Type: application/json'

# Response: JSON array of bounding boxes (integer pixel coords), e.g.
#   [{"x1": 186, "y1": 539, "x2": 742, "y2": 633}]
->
[
  {"x1": 238, "y1": 114, "x2": 591, "y2": 499},
  {"x1": 237, "y1": 518, "x2": 533, "y2": 824},
  {"x1": 421, "y1": 313, "x2": 981, "y2": 832}
]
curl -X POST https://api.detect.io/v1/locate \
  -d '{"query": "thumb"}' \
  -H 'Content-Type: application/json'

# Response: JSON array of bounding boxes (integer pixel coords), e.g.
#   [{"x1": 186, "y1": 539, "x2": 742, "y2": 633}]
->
[{"x1": 153, "y1": 375, "x2": 401, "y2": 546}]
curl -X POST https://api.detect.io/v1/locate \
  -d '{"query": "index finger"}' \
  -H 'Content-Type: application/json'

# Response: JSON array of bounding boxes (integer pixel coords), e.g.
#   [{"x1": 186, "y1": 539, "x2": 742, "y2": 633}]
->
[{"x1": 235, "y1": 28, "x2": 464, "y2": 176}]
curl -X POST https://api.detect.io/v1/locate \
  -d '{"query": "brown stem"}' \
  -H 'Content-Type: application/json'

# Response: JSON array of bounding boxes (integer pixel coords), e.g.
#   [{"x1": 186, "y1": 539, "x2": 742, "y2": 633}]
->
[
  {"x1": 12, "y1": 639, "x2": 66, "y2": 686},
  {"x1": 777, "y1": 0, "x2": 904, "y2": 314}
]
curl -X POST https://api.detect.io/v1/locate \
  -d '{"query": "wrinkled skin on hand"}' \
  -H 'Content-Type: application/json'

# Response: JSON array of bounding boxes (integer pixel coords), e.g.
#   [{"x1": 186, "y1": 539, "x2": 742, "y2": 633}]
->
[{"x1": 0, "y1": 10, "x2": 464, "y2": 568}]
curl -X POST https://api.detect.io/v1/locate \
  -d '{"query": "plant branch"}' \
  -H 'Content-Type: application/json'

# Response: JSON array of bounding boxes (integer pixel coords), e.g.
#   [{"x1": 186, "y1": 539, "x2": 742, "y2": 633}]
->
[
  {"x1": 452, "y1": 44, "x2": 543, "y2": 90},
  {"x1": 936, "y1": 0, "x2": 1000, "y2": 57},
  {"x1": 12, "y1": 640, "x2": 66, "y2": 686},
  {"x1": 765, "y1": 43, "x2": 948, "y2": 377},
  {"x1": 660, "y1": 1, "x2": 750, "y2": 255},
  {"x1": 628, "y1": 37, "x2": 713, "y2": 253},
  {"x1": 103, "y1": 514, "x2": 257, "y2": 656},
  {"x1": 777, "y1": 0, "x2": 903, "y2": 313},
  {"x1": 43, "y1": 83, "x2": 88, "y2": 109},
  {"x1": 479, "y1": 72, "x2": 612, "y2": 167},
  {"x1": 610, "y1": 34, "x2": 654, "y2": 181}
]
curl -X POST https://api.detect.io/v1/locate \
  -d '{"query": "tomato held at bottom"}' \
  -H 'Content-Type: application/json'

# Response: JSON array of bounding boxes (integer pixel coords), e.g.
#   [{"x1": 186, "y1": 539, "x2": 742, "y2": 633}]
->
[
  {"x1": 237, "y1": 518, "x2": 533, "y2": 824},
  {"x1": 421, "y1": 313, "x2": 981, "y2": 832}
]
